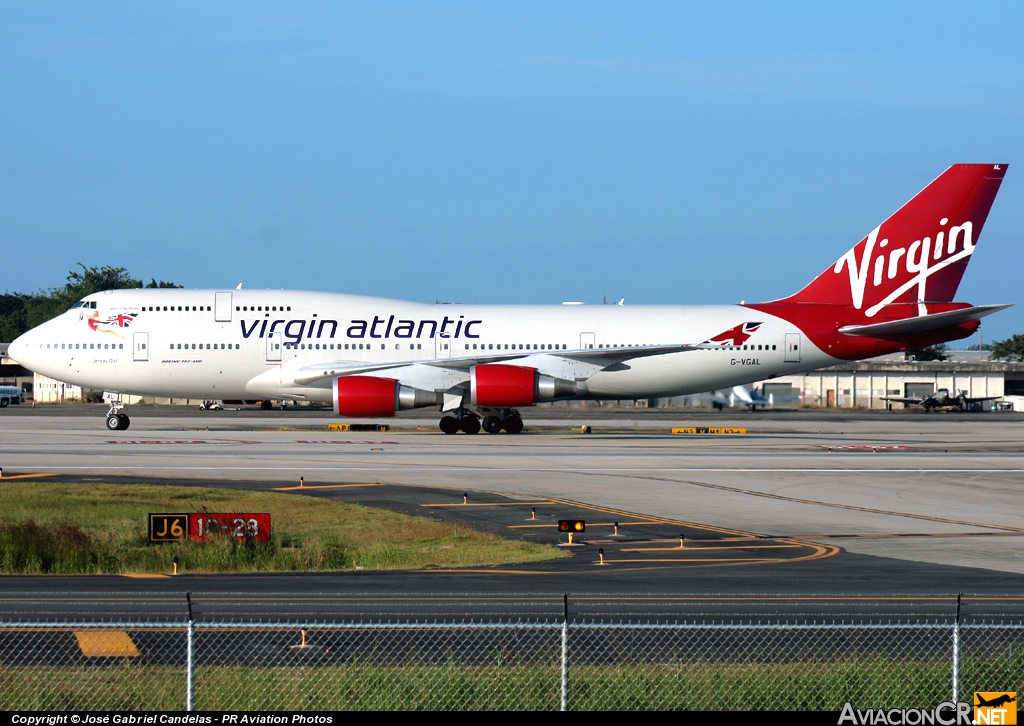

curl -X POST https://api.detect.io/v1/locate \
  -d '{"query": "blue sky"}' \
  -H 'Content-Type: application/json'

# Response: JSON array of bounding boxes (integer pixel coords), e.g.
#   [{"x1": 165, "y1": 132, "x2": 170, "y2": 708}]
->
[{"x1": 2, "y1": 2, "x2": 1022, "y2": 341}]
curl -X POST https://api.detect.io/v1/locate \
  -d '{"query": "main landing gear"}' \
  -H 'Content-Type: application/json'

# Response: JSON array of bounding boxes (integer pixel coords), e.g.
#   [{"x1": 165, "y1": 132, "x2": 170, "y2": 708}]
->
[
  {"x1": 482, "y1": 409, "x2": 524, "y2": 434},
  {"x1": 105, "y1": 399, "x2": 130, "y2": 431},
  {"x1": 439, "y1": 409, "x2": 480, "y2": 435},
  {"x1": 439, "y1": 409, "x2": 524, "y2": 435}
]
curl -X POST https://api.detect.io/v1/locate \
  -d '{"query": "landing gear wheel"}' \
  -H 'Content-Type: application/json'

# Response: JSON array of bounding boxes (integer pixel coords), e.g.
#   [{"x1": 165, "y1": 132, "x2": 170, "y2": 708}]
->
[
  {"x1": 106, "y1": 415, "x2": 122, "y2": 431},
  {"x1": 439, "y1": 416, "x2": 460, "y2": 435},
  {"x1": 261, "y1": 400, "x2": 273, "y2": 411},
  {"x1": 117, "y1": 414, "x2": 130, "y2": 431},
  {"x1": 504, "y1": 416, "x2": 524, "y2": 434},
  {"x1": 482, "y1": 416, "x2": 502, "y2": 434},
  {"x1": 460, "y1": 416, "x2": 481, "y2": 435}
]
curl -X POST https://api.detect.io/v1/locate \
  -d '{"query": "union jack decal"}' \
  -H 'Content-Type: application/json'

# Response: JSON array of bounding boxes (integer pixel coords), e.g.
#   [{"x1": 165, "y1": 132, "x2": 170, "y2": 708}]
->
[
  {"x1": 706, "y1": 322, "x2": 762, "y2": 346},
  {"x1": 85, "y1": 311, "x2": 138, "y2": 334},
  {"x1": 105, "y1": 313, "x2": 138, "y2": 328}
]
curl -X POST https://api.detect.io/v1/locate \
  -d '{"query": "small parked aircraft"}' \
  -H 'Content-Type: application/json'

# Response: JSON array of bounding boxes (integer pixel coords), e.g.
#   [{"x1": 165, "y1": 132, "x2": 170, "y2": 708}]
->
[{"x1": 882, "y1": 388, "x2": 1000, "y2": 411}]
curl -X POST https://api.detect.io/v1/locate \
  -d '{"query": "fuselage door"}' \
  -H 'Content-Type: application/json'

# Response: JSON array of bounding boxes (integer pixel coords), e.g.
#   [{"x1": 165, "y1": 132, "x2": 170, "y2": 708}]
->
[
  {"x1": 133, "y1": 332, "x2": 149, "y2": 362},
  {"x1": 580, "y1": 332, "x2": 596, "y2": 349},
  {"x1": 215, "y1": 292, "x2": 233, "y2": 322},
  {"x1": 266, "y1": 331, "x2": 282, "y2": 362},
  {"x1": 784, "y1": 333, "x2": 801, "y2": 363},
  {"x1": 435, "y1": 336, "x2": 452, "y2": 359}
]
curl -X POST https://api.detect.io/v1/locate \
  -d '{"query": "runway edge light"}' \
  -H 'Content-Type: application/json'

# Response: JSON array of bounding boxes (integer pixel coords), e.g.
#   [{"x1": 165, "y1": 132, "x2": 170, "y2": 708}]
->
[{"x1": 558, "y1": 520, "x2": 585, "y2": 533}]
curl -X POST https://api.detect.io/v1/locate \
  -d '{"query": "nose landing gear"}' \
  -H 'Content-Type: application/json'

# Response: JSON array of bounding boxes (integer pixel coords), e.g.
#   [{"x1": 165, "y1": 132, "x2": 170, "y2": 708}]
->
[{"x1": 105, "y1": 399, "x2": 130, "y2": 431}]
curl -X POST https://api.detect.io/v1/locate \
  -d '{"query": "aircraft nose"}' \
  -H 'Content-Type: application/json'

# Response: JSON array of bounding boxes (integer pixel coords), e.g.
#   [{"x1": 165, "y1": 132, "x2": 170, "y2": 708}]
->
[{"x1": 6, "y1": 335, "x2": 28, "y2": 364}]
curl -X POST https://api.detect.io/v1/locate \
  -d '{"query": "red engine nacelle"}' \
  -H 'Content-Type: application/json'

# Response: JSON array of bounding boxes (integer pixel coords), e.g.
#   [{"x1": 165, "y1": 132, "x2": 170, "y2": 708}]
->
[
  {"x1": 471, "y1": 364, "x2": 577, "y2": 407},
  {"x1": 333, "y1": 376, "x2": 400, "y2": 417},
  {"x1": 333, "y1": 376, "x2": 440, "y2": 417}
]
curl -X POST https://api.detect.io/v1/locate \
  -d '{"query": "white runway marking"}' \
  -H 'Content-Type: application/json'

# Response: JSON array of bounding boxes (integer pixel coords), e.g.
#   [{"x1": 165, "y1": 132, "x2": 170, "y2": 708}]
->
[{"x1": 16, "y1": 465, "x2": 1024, "y2": 473}]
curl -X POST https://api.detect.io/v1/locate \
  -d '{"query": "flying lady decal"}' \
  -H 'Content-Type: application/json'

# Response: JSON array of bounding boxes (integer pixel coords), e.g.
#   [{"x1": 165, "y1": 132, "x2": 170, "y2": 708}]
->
[{"x1": 82, "y1": 310, "x2": 138, "y2": 339}]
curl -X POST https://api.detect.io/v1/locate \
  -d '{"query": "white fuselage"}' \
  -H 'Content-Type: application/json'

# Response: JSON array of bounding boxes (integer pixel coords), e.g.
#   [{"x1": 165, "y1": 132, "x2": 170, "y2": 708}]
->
[{"x1": 9, "y1": 288, "x2": 839, "y2": 405}]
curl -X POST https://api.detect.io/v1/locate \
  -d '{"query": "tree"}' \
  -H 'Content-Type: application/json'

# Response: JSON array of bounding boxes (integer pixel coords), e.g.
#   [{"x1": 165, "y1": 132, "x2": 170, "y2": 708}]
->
[
  {"x1": 1, "y1": 264, "x2": 181, "y2": 342},
  {"x1": 990, "y1": 334, "x2": 1024, "y2": 362},
  {"x1": 906, "y1": 344, "x2": 950, "y2": 362}
]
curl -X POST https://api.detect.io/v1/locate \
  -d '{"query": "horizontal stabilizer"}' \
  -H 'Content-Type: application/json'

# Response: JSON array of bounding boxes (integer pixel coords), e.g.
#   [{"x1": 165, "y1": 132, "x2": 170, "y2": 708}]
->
[{"x1": 838, "y1": 304, "x2": 1010, "y2": 338}]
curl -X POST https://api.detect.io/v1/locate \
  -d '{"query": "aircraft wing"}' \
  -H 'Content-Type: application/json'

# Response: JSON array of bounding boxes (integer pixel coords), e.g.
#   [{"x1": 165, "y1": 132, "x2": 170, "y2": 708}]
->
[
  {"x1": 880, "y1": 396, "x2": 926, "y2": 406},
  {"x1": 838, "y1": 304, "x2": 1010, "y2": 337},
  {"x1": 963, "y1": 395, "x2": 1001, "y2": 404},
  {"x1": 291, "y1": 343, "x2": 697, "y2": 386}
]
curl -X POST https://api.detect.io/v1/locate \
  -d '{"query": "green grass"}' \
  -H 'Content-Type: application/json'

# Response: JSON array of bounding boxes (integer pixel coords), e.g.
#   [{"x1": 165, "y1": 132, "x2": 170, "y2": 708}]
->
[
  {"x1": 0, "y1": 482, "x2": 563, "y2": 574},
  {"x1": 0, "y1": 658, "x2": 972, "y2": 711}
]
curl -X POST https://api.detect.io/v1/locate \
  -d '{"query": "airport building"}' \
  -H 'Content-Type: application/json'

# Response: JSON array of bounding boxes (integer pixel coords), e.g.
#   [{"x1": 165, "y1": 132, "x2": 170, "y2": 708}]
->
[{"x1": 750, "y1": 356, "x2": 1024, "y2": 410}]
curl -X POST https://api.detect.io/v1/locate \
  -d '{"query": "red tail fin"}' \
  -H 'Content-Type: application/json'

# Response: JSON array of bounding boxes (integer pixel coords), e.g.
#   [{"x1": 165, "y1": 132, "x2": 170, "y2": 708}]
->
[{"x1": 781, "y1": 164, "x2": 1007, "y2": 320}]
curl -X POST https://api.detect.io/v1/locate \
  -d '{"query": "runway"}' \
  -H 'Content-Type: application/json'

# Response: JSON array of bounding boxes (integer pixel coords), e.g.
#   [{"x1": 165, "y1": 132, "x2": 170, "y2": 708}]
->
[{"x1": 2, "y1": 405, "x2": 1024, "y2": 621}]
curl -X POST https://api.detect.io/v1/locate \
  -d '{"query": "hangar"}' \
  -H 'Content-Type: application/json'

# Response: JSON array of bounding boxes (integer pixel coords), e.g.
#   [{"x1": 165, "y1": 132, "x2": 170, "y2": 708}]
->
[{"x1": 749, "y1": 355, "x2": 1024, "y2": 410}]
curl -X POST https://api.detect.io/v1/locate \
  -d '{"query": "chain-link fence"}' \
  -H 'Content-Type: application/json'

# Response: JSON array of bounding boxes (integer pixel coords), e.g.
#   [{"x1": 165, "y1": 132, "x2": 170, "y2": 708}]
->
[{"x1": 2, "y1": 618, "x2": 1022, "y2": 710}]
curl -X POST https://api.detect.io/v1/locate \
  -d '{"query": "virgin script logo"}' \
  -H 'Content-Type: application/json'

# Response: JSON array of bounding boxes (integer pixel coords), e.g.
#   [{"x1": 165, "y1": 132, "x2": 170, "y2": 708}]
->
[{"x1": 834, "y1": 218, "x2": 974, "y2": 317}]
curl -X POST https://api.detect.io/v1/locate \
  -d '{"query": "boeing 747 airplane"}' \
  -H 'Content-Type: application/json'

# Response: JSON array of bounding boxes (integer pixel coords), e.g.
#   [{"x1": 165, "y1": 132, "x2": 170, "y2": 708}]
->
[{"x1": 7, "y1": 164, "x2": 1010, "y2": 433}]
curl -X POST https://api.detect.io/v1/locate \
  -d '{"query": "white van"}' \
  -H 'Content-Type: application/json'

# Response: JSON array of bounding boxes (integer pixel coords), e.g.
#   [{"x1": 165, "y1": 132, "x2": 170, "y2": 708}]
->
[{"x1": 0, "y1": 386, "x2": 24, "y2": 407}]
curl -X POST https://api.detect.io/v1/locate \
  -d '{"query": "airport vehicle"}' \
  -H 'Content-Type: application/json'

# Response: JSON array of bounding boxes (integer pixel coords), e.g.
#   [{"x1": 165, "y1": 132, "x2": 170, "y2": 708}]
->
[
  {"x1": 883, "y1": 388, "x2": 1001, "y2": 411},
  {"x1": 710, "y1": 386, "x2": 770, "y2": 411},
  {"x1": 6, "y1": 164, "x2": 1011, "y2": 432},
  {"x1": 0, "y1": 385, "x2": 24, "y2": 407}
]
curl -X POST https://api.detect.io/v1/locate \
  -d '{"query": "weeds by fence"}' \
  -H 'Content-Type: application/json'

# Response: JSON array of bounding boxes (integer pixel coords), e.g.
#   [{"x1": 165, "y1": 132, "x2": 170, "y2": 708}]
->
[{"x1": 2, "y1": 616, "x2": 1023, "y2": 710}]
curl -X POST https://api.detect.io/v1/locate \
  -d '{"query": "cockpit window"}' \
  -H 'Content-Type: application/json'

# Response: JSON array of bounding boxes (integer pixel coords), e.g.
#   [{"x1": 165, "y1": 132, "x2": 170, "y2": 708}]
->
[
  {"x1": 70, "y1": 302, "x2": 84, "y2": 309},
  {"x1": 70, "y1": 301, "x2": 97, "y2": 310}
]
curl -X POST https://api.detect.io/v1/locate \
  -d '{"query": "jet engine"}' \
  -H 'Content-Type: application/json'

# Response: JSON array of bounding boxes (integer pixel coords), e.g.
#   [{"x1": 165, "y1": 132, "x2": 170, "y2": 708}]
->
[
  {"x1": 333, "y1": 376, "x2": 438, "y2": 417},
  {"x1": 470, "y1": 364, "x2": 577, "y2": 407}
]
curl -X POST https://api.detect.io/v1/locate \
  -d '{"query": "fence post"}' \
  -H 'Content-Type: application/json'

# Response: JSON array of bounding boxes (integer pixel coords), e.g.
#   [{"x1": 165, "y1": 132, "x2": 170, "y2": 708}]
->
[
  {"x1": 186, "y1": 592, "x2": 195, "y2": 711},
  {"x1": 561, "y1": 592, "x2": 569, "y2": 711},
  {"x1": 952, "y1": 592, "x2": 961, "y2": 703}
]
